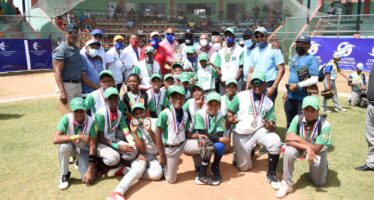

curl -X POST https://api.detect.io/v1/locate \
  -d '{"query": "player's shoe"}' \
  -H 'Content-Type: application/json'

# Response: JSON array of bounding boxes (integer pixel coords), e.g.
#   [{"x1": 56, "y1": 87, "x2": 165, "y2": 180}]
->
[
  {"x1": 106, "y1": 191, "x2": 127, "y2": 200},
  {"x1": 58, "y1": 171, "x2": 71, "y2": 190},
  {"x1": 195, "y1": 176, "x2": 220, "y2": 186},
  {"x1": 107, "y1": 166, "x2": 130, "y2": 177},
  {"x1": 211, "y1": 165, "x2": 222, "y2": 183},
  {"x1": 266, "y1": 171, "x2": 281, "y2": 190},
  {"x1": 276, "y1": 180, "x2": 293, "y2": 198}
]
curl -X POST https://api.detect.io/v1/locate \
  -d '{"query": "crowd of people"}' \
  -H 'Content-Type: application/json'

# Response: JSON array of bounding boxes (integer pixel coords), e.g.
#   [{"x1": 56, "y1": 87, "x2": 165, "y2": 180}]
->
[{"x1": 52, "y1": 22, "x2": 373, "y2": 200}]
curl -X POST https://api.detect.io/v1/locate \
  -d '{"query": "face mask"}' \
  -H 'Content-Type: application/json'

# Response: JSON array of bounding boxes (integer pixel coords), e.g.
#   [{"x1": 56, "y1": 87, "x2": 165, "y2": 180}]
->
[
  {"x1": 244, "y1": 39, "x2": 253, "y2": 47},
  {"x1": 146, "y1": 55, "x2": 153, "y2": 63},
  {"x1": 88, "y1": 49, "x2": 98, "y2": 57},
  {"x1": 226, "y1": 36, "x2": 235, "y2": 46},
  {"x1": 166, "y1": 34, "x2": 174, "y2": 43},
  {"x1": 185, "y1": 39, "x2": 192, "y2": 45},
  {"x1": 150, "y1": 38, "x2": 159, "y2": 49},
  {"x1": 257, "y1": 41, "x2": 267, "y2": 49},
  {"x1": 295, "y1": 46, "x2": 307, "y2": 55},
  {"x1": 200, "y1": 39, "x2": 208, "y2": 47},
  {"x1": 114, "y1": 42, "x2": 123, "y2": 49},
  {"x1": 212, "y1": 43, "x2": 221, "y2": 51},
  {"x1": 130, "y1": 40, "x2": 139, "y2": 47},
  {"x1": 187, "y1": 56, "x2": 197, "y2": 63}
]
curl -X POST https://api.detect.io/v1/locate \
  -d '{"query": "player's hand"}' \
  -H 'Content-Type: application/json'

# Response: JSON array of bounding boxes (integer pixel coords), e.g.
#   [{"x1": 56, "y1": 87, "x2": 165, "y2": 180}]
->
[
  {"x1": 129, "y1": 119, "x2": 139, "y2": 133},
  {"x1": 263, "y1": 120, "x2": 276, "y2": 132},
  {"x1": 83, "y1": 169, "x2": 94, "y2": 186},
  {"x1": 137, "y1": 154, "x2": 148, "y2": 162},
  {"x1": 282, "y1": 92, "x2": 288, "y2": 103},
  {"x1": 79, "y1": 135, "x2": 90, "y2": 144},
  {"x1": 59, "y1": 91, "x2": 68, "y2": 104},
  {"x1": 118, "y1": 144, "x2": 135, "y2": 153},
  {"x1": 198, "y1": 135, "x2": 207, "y2": 147},
  {"x1": 266, "y1": 86, "x2": 275, "y2": 97},
  {"x1": 143, "y1": 117, "x2": 152, "y2": 132},
  {"x1": 289, "y1": 84, "x2": 298, "y2": 92},
  {"x1": 361, "y1": 85, "x2": 367, "y2": 90},
  {"x1": 159, "y1": 154, "x2": 166, "y2": 166},
  {"x1": 271, "y1": 41, "x2": 280, "y2": 49},
  {"x1": 306, "y1": 147, "x2": 316, "y2": 164},
  {"x1": 219, "y1": 137, "x2": 230, "y2": 145}
]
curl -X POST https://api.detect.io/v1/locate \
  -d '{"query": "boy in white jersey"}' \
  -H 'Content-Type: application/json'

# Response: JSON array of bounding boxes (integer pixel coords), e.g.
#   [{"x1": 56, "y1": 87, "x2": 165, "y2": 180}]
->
[
  {"x1": 195, "y1": 52, "x2": 221, "y2": 95},
  {"x1": 183, "y1": 84, "x2": 206, "y2": 133},
  {"x1": 147, "y1": 74, "x2": 168, "y2": 117},
  {"x1": 54, "y1": 97, "x2": 97, "y2": 190},
  {"x1": 132, "y1": 46, "x2": 161, "y2": 90}
]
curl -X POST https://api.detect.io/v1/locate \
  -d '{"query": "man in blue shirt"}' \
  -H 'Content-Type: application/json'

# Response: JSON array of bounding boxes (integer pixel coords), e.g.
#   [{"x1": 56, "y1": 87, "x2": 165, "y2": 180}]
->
[
  {"x1": 284, "y1": 35, "x2": 319, "y2": 128},
  {"x1": 246, "y1": 27, "x2": 285, "y2": 102},
  {"x1": 80, "y1": 40, "x2": 102, "y2": 96}
]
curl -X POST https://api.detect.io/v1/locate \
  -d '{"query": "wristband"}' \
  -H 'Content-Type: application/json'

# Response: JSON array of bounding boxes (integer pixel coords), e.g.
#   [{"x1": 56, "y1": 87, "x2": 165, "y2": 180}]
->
[
  {"x1": 70, "y1": 135, "x2": 79, "y2": 141},
  {"x1": 111, "y1": 142, "x2": 119, "y2": 150},
  {"x1": 88, "y1": 155, "x2": 96, "y2": 163}
]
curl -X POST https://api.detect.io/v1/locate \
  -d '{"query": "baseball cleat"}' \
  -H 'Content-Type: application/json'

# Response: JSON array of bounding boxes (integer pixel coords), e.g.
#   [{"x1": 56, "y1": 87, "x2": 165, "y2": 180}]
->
[
  {"x1": 276, "y1": 180, "x2": 293, "y2": 198},
  {"x1": 267, "y1": 171, "x2": 281, "y2": 190},
  {"x1": 195, "y1": 176, "x2": 220, "y2": 186},
  {"x1": 57, "y1": 171, "x2": 71, "y2": 190}
]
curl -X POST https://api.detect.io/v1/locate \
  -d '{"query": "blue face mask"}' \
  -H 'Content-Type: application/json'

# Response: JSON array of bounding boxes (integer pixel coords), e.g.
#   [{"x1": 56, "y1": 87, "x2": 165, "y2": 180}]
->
[
  {"x1": 187, "y1": 56, "x2": 197, "y2": 63},
  {"x1": 166, "y1": 34, "x2": 174, "y2": 43},
  {"x1": 114, "y1": 42, "x2": 123, "y2": 49},
  {"x1": 244, "y1": 39, "x2": 253, "y2": 47},
  {"x1": 226, "y1": 36, "x2": 235, "y2": 45},
  {"x1": 150, "y1": 38, "x2": 159, "y2": 49},
  {"x1": 257, "y1": 41, "x2": 268, "y2": 49}
]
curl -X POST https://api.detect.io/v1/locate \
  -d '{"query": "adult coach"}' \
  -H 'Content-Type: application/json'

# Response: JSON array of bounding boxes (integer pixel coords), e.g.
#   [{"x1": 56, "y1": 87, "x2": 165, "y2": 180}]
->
[
  {"x1": 246, "y1": 27, "x2": 285, "y2": 102},
  {"x1": 356, "y1": 66, "x2": 374, "y2": 171},
  {"x1": 284, "y1": 35, "x2": 319, "y2": 128},
  {"x1": 53, "y1": 24, "x2": 84, "y2": 109}
]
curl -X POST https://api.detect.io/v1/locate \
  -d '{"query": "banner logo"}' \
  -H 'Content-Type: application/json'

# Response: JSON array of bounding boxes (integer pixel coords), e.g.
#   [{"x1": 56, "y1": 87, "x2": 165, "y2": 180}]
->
[
  {"x1": 369, "y1": 47, "x2": 374, "y2": 57},
  {"x1": 308, "y1": 41, "x2": 321, "y2": 55},
  {"x1": 335, "y1": 42, "x2": 355, "y2": 57}
]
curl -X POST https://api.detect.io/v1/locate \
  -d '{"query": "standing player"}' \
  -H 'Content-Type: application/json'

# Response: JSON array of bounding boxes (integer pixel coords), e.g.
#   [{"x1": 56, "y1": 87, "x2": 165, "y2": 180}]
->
[
  {"x1": 348, "y1": 63, "x2": 367, "y2": 106},
  {"x1": 277, "y1": 96, "x2": 332, "y2": 198},
  {"x1": 227, "y1": 72, "x2": 282, "y2": 189},
  {"x1": 132, "y1": 46, "x2": 161, "y2": 89},
  {"x1": 195, "y1": 52, "x2": 221, "y2": 95},
  {"x1": 147, "y1": 74, "x2": 169, "y2": 117},
  {"x1": 53, "y1": 97, "x2": 97, "y2": 190}
]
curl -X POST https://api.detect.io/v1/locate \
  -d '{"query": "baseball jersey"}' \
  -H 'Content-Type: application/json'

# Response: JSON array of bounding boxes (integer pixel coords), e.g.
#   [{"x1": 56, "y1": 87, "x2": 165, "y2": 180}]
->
[
  {"x1": 95, "y1": 107, "x2": 129, "y2": 142},
  {"x1": 349, "y1": 71, "x2": 366, "y2": 92},
  {"x1": 146, "y1": 88, "x2": 168, "y2": 117},
  {"x1": 228, "y1": 90, "x2": 276, "y2": 135},
  {"x1": 156, "y1": 105, "x2": 190, "y2": 145},
  {"x1": 324, "y1": 60, "x2": 339, "y2": 80},
  {"x1": 287, "y1": 115, "x2": 332, "y2": 151},
  {"x1": 183, "y1": 98, "x2": 206, "y2": 132},
  {"x1": 133, "y1": 60, "x2": 161, "y2": 86},
  {"x1": 194, "y1": 109, "x2": 225, "y2": 134},
  {"x1": 136, "y1": 118, "x2": 158, "y2": 154},
  {"x1": 214, "y1": 45, "x2": 244, "y2": 82},
  {"x1": 85, "y1": 88, "x2": 127, "y2": 115},
  {"x1": 220, "y1": 94, "x2": 236, "y2": 114},
  {"x1": 105, "y1": 47, "x2": 125, "y2": 84},
  {"x1": 195, "y1": 65, "x2": 217, "y2": 91}
]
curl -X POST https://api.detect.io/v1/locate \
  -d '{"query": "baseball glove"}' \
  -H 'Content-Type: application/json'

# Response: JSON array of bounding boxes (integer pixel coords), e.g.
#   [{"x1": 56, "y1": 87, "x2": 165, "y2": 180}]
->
[{"x1": 321, "y1": 90, "x2": 335, "y2": 99}]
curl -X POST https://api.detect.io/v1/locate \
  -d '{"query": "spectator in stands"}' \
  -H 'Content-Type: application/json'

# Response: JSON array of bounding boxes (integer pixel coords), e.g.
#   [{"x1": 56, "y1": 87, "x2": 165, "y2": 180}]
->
[
  {"x1": 108, "y1": 4, "x2": 115, "y2": 20},
  {"x1": 105, "y1": 35, "x2": 126, "y2": 91},
  {"x1": 80, "y1": 40, "x2": 102, "y2": 96},
  {"x1": 67, "y1": 11, "x2": 74, "y2": 25},
  {"x1": 79, "y1": 12, "x2": 87, "y2": 29},
  {"x1": 140, "y1": 31, "x2": 169, "y2": 75},
  {"x1": 327, "y1": 3, "x2": 337, "y2": 15},
  {"x1": 197, "y1": 33, "x2": 215, "y2": 59},
  {"x1": 160, "y1": 28, "x2": 181, "y2": 73},
  {"x1": 123, "y1": 34, "x2": 141, "y2": 80},
  {"x1": 53, "y1": 24, "x2": 84, "y2": 111},
  {"x1": 89, "y1": 29, "x2": 106, "y2": 66},
  {"x1": 15, "y1": 7, "x2": 21, "y2": 15},
  {"x1": 0, "y1": 6, "x2": 4, "y2": 15}
]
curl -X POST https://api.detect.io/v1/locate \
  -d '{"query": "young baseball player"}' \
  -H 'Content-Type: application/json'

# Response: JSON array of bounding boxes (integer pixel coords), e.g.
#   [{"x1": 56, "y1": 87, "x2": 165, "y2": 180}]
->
[
  {"x1": 155, "y1": 86, "x2": 205, "y2": 184},
  {"x1": 54, "y1": 97, "x2": 97, "y2": 190},
  {"x1": 276, "y1": 96, "x2": 332, "y2": 198},
  {"x1": 348, "y1": 63, "x2": 367, "y2": 106},
  {"x1": 132, "y1": 46, "x2": 161, "y2": 90},
  {"x1": 220, "y1": 79, "x2": 238, "y2": 114},
  {"x1": 122, "y1": 73, "x2": 149, "y2": 114},
  {"x1": 183, "y1": 84, "x2": 206, "y2": 133},
  {"x1": 179, "y1": 72, "x2": 192, "y2": 100},
  {"x1": 194, "y1": 52, "x2": 221, "y2": 95},
  {"x1": 226, "y1": 72, "x2": 282, "y2": 190},
  {"x1": 194, "y1": 92, "x2": 230, "y2": 184},
  {"x1": 172, "y1": 61, "x2": 184, "y2": 85},
  {"x1": 147, "y1": 74, "x2": 169, "y2": 118}
]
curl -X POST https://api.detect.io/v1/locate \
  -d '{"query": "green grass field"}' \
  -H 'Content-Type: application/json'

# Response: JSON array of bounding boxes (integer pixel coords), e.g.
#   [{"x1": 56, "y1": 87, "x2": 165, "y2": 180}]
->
[{"x1": 0, "y1": 96, "x2": 373, "y2": 200}]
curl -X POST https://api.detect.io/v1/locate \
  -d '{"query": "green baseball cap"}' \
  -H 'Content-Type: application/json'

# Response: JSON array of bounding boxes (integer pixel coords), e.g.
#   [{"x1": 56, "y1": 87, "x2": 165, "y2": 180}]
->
[
  {"x1": 179, "y1": 73, "x2": 190, "y2": 83},
  {"x1": 168, "y1": 85, "x2": 186, "y2": 96},
  {"x1": 198, "y1": 52, "x2": 209, "y2": 62},
  {"x1": 70, "y1": 97, "x2": 86, "y2": 111},
  {"x1": 145, "y1": 46, "x2": 155, "y2": 54},
  {"x1": 185, "y1": 46, "x2": 196, "y2": 54},
  {"x1": 104, "y1": 87, "x2": 119, "y2": 98},
  {"x1": 224, "y1": 27, "x2": 235, "y2": 36},
  {"x1": 251, "y1": 71, "x2": 266, "y2": 82},
  {"x1": 151, "y1": 73, "x2": 162, "y2": 81},
  {"x1": 225, "y1": 79, "x2": 238, "y2": 87},
  {"x1": 206, "y1": 92, "x2": 221, "y2": 103},
  {"x1": 131, "y1": 102, "x2": 146, "y2": 112},
  {"x1": 302, "y1": 96, "x2": 320, "y2": 110},
  {"x1": 190, "y1": 83, "x2": 204, "y2": 92},
  {"x1": 164, "y1": 73, "x2": 174, "y2": 81},
  {"x1": 172, "y1": 61, "x2": 184, "y2": 69},
  {"x1": 99, "y1": 70, "x2": 114, "y2": 80}
]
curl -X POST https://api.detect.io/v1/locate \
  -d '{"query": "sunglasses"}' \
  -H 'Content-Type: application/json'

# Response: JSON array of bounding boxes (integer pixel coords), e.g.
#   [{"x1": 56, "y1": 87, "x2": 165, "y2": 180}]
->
[
  {"x1": 94, "y1": 34, "x2": 103, "y2": 39},
  {"x1": 67, "y1": 31, "x2": 78, "y2": 36},
  {"x1": 255, "y1": 34, "x2": 265, "y2": 39},
  {"x1": 166, "y1": 33, "x2": 175, "y2": 36}
]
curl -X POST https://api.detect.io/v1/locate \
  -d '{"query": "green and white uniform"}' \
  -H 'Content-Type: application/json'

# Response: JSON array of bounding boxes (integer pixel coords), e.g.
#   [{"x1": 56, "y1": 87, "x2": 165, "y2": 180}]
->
[
  {"x1": 85, "y1": 88, "x2": 126, "y2": 115},
  {"x1": 282, "y1": 115, "x2": 332, "y2": 186},
  {"x1": 133, "y1": 60, "x2": 161, "y2": 86},
  {"x1": 56, "y1": 113, "x2": 96, "y2": 179},
  {"x1": 214, "y1": 45, "x2": 244, "y2": 82},
  {"x1": 195, "y1": 65, "x2": 217, "y2": 92},
  {"x1": 228, "y1": 90, "x2": 281, "y2": 171},
  {"x1": 194, "y1": 109, "x2": 225, "y2": 135},
  {"x1": 220, "y1": 94, "x2": 235, "y2": 114},
  {"x1": 146, "y1": 88, "x2": 168, "y2": 116},
  {"x1": 183, "y1": 98, "x2": 206, "y2": 133}
]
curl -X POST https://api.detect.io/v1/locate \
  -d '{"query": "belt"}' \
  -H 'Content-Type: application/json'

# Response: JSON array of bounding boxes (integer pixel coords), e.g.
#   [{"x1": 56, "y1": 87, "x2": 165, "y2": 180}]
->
[
  {"x1": 164, "y1": 140, "x2": 185, "y2": 148},
  {"x1": 63, "y1": 80, "x2": 81, "y2": 83}
]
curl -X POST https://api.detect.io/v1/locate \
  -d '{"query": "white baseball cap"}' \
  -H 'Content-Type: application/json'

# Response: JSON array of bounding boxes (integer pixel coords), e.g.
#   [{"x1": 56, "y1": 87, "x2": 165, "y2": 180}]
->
[
  {"x1": 254, "y1": 27, "x2": 267, "y2": 35},
  {"x1": 333, "y1": 52, "x2": 342, "y2": 59},
  {"x1": 150, "y1": 31, "x2": 160, "y2": 37},
  {"x1": 356, "y1": 63, "x2": 364, "y2": 71}
]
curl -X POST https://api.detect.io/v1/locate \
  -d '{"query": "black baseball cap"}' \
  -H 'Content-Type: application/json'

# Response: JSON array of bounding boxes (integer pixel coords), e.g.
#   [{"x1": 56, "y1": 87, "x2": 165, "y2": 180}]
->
[{"x1": 295, "y1": 35, "x2": 311, "y2": 44}]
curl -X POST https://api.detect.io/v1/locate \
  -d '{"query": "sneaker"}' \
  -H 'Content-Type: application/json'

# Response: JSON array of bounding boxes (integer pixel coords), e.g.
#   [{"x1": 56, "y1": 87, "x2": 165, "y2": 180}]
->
[
  {"x1": 211, "y1": 165, "x2": 222, "y2": 183},
  {"x1": 276, "y1": 180, "x2": 293, "y2": 198},
  {"x1": 107, "y1": 166, "x2": 130, "y2": 177},
  {"x1": 266, "y1": 172, "x2": 281, "y2": 190},
  {"x1": 106, "y1": 191, "x2": 126, "y2": 200},
  {"x1": 195, "y1": 176, "x2": 220, "y2": 186},
  {"x1": 335, "y1": 107, "x2": 347, "y2": 112},
  {"x1": 73, "y1": 159, "x2": 79, "y2": 170},
  {"x1": 58, "y1": 171, "x2": 71, "y2": 190}
]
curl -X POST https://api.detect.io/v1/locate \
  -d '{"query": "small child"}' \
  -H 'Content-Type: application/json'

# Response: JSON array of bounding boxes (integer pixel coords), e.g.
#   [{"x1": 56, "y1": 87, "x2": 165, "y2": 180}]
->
[
  {"x1": 348, "y1": 63, "x2": 367, "y2": 106},
  {"x1": 194, "y1": 92, "x2": 230, "y2": 184},
  {"x1": 54, "y1": 97, "x2": 97, "y2": 190},
  {"x1": 220, "y1": 80, "x2": 238, "y2": 114}
]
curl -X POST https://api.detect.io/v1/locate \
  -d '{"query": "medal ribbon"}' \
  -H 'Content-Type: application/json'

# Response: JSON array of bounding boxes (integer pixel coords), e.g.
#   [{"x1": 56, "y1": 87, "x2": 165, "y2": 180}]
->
[
  {"x1": 72, "y1": 116, "x2": 88, "y2": 135},
  {"x1": 205, "y1": 114, "x2": 217, "y2": 133},
  {"x1": 129, "y1": 92, "x2": 140, "y2": 105},
  {"x1": 146, "y1": 62, "x2": 153, "y2": 77},
  {"x1": 301, "y1": 118, "x2": 319, "y2": 142},
  {"x1": 171, "y1": 106, "x2": 184, "y2": 136},
  {"x1": 250, "y1": 91, "x2": 264, "y2": 120},
  {"x1": 224, "y1": 45, "x2": 236, "y2": 63},
  {"x1": 152, "y1": 89, "x2": 162, "y2": 111},
  {"x1": 106, "y1": 106, "x2": 120, "y2": 133}
]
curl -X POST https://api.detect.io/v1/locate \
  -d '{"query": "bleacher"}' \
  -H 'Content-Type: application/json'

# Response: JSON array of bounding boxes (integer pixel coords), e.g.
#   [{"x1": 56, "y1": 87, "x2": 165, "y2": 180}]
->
[{"x1": 313, "y1": 15, "x2": 364, "y2": 36}]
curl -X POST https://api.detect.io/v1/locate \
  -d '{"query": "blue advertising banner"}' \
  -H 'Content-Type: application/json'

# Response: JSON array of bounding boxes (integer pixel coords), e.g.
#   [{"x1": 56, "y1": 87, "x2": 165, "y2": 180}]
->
[
  {"x1": 27, "y1": 39, "x2": 52, "y2": 70},
  {"x1": 0, "y1": 39, "x2": 28, "y2": 72},
  {"x1": 0, "y1": 39, "x2": 52, "y2": 73},
  {"x1": 309, "y1": 37, "x2": 374, "y2": 71}
]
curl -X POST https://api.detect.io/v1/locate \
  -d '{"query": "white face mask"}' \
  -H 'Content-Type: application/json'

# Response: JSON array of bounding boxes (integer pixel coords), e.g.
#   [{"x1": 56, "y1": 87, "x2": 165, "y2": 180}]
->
[
  {"x1": 212, "y1": 43, "x2": 221, "y2": 51},
  {"x1": 200, "y1": 39, "x2": 208, "y2": 47},
  {"x1": 88, "y1": 49, "x2": 98, "y2": 57}
]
